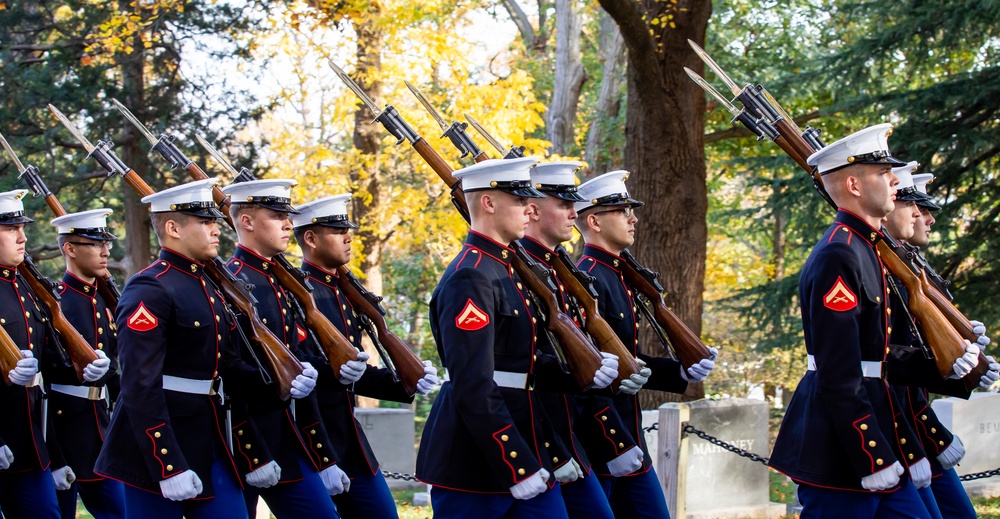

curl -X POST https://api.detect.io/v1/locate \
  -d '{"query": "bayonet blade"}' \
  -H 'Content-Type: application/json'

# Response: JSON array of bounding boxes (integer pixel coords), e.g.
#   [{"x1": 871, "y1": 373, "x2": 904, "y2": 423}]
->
[
  {"x1": 687, "y1": 40, "x2": 742, "y2": 97},
  {"x1": 328, "y1": 61, "x2": 382, "y2": 117},
  {"x1": 683, "y1": 67, "x2": 742, "y2": 117},
  {"x1": 48, "y1": 104, "x2": 96, "y2": 154},
  {"x1": 195, "y1": 135, "x2": 242, "y2": 178},
  {"x1": 463, "y1": 114, "x2": 507, "y2": 155},
  {"x1": 403, "y1": 80, "x2": 448, "y2": 131},
  {"x1": 110, "y1": 99, "x2": 158, "y2": 146},
  {"x1": 0, "y1": 132, "x2": 27, "y2": 174}
]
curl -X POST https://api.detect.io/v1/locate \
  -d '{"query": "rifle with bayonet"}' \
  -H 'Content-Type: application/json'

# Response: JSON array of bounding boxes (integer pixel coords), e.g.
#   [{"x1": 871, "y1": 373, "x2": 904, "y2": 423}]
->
[
  {"x1": 0, "y1": 323, "x2": 23, "y2": 385},
  {"x1": 332, "y1": 63, "x2": 610, "y2": 391},
  {"x1": 465, "y1": 115, "x2": 717, "y2": 369},
  {"x1": 404, "y1": 81, "x2": 489, "y2": 162},
  {"x1": 48, "y1": 104, "x2": 303, "y2": 400},
  {"x1": 464, "y1": 114, "x2": 526, "y2": 159},
  {"x1": 687, "y1": 41, "x2": 988, "y2": 389},
  {"x1": 1, "y1": 133, "x2": 122, "y2": 312}
]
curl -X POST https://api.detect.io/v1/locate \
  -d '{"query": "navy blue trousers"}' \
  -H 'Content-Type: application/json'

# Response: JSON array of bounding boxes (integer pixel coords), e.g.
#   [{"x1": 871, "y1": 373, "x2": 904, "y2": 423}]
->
[
  {"x1": 560, "y1": 472, "x2": 614, "y2": 519},
  {"x1": 797, "y1": 480, "x2": 932, "y2": 519},
  {"x1": 121, "y1": 451, "x2": 247, "y2": 519},
  {"x1": 431, "y1": 483, "x2": 570, "y2": 519},
  {"x1": 331, "y1": 470, "x2": 398, "y2": 518},
  {"x1": 243, "y1": 455, "x2": 340, "y2": 519},
  {"x1": 930, "y1": 468, "x2": 976, "y2": 519},
  {"x1": 0, "y1": 467, "x2": 60, "y2": 519},
  {"x1": 57, "y1": 478, "x2": 126, "y2": 519},
  {"x1": 916, "y1": 485, "x2": 943, "y2": 519},
  {"x1": 597, "y1": 468, "x2": 671, "y2": 519}
]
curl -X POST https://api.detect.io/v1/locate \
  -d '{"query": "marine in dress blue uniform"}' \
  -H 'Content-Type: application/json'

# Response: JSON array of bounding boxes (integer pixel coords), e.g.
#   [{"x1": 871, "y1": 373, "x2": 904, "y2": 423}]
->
[
  {"x1": 574, "y1": 172, "x2": 717, "y2": 519},
  {"x1": 222, "y1": 178, "x2": 351, "y2": 519},
  {"x1": 47, "y1": 208, "x2": 125, "y2": 519},
  {"x1": 0, "y1": 189, "x2": 61, "y2": 519},
  {"x1": 768, "y1": 124, "x2": 934, "y2": 518},
  {"x1": 519, "y1": 161, "x2": 622, "y2": 519},
  {"x1": 93, "y1": 179, "x2": 249, "y2": 519},
  {"x1": 416, "y1": 158, "x2": 570, "y2": 519},
  {"x1": 292, "y1": 194, "x2": 441, "y2": 518}
]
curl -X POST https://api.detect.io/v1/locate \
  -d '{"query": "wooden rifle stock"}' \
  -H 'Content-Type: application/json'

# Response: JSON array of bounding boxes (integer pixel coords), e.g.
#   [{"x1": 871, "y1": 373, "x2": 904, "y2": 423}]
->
[
  {"x1": 335, "y1": 267, "x2": 425, "y2": 396},
  {"x1": 410, "y1": 135, "x2": 609, "y2": 390},
  {"x1": 550, "y1": 250, "x2": 642, "y2": 390},
  {"x1": 174, "y1": 158, "x2": 363, "y2": 376},
  {"x1": 618, "y1": 252, "x2": 715, "y2": 369},
  {"x1": 117, "y1": 169, "x2": 302, "y2": 400},
  {"x1": 17, "y1": 257, "x2": 98, "y2": 382},
  {"x1": 0, "y1": 323, "x2": 25, "y2": 385}
]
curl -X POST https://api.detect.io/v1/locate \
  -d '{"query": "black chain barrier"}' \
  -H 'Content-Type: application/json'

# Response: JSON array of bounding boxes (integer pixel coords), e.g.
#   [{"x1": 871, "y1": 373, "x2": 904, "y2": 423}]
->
[{"x1": 380, "y1": 422, "x2": 1000, "y2": 482}]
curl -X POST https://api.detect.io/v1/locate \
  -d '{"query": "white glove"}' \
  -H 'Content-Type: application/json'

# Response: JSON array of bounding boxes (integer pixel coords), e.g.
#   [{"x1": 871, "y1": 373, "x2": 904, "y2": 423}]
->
[
  {"x1": 619, "y1": 358, "x2": 650, "y2": 395},
  {"x1": 593, "y1": 353, "x2": 619, "y2": 389},
  {"x1": 937, "y1": 435, "x2": 965, "y2": 471},
  {"x1": 52, "y1": 465, "x2": 76, "y2": 491},
  {"x1": 860, "y1": 461, "x2": 903, "y2": 491},
  {"x1": 8, "y1": 350, "x2": 38, "y2": 386},
  {"x1": 509, "y1": 468, "x2": 549, "y2": 500},
  {"x1": 290, "y1": 362, "x2": 318, "y2": 399},
  {"x1": 338, "y1": 351, "x2": 370, "y2": 384},
  {"x1": 245, "y1": 460, "x2": 281, "y2": 488},
  {"x1": 908, "y1": 458, "x2": 931, "y2": 489},
  {"x1": 319, "y1": 464, "x2": 351, "y2": 496},
  {"x1": 0, "y1": 445, "x2": 12, "y2": 470},
  {"x1": 553, "y1": 458, "x2": 583, "y2": 484},
  {"x1": 415, "y1": 360, "x2": 439, "y2": 395},
  {"x1": 970, "y1": 320, "x2": 991, "y2": 347},
  {"x1": 680, "y1": 347, "x2": 718, "y2": 383},
  {"x1": 82, "y1": 349, "x2": 110, "y2": 382},
  {"x1": 606, "y1": 446, "x2": 644, "y2": 477},
  {"x1": 950, "y1": 341, "x2": 980, "y2": 379},
  {"x1": 159, "y1": 470, "x2": 203, "y2": 501},
  {"x1": 980, "y1": 356, "x2": 999, "y2": 390}
]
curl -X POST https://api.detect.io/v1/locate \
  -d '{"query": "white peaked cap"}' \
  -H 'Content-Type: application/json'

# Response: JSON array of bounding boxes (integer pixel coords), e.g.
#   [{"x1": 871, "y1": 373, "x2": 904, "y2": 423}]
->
[
  {"x1": 292, "y1": 194, "x2": 358, "y2": 229},
  {"x1": 50, "y1": 208, "x2": 115, "y2": 240},
  {"x1": 0, "y1": 189, "x2": 31, "y2": 225},
  {"x1": 453, "y1": 157, "x2": 545, "y2": 197},
  {"x1": 892, "y1": 161, "x2": 919, "y2": 190},
  {"x1": 574, "y1": 170, "x2": 643, "y2": 214},
  {"x1": 529, "y1": 161, "x2": 586, "y2": 201},
  {"x1": 912, "y1": 173, "x2": 934, "y2": 195},
  {"x1": 221, "y1": 178, "x2": 299, "y2": 213},
  {"x1": 806, "y1": 123, "x2": 906, "y2": 175},
  {"x1": 141, "y1": 178, "x2": 221, "y2": 214}
]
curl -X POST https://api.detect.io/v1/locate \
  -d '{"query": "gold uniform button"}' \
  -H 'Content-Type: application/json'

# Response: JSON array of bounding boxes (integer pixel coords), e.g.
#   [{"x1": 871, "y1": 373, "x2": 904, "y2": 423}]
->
[
  {"x1": 98, "y1": 327, "x2": 104, "y2": 334},
  {"x1": 310, "y1": 429, "x2": 317, "y2": 435},
  {"x1": 619, "y1": 443, "x2": 625, "y2": 448},
  {"x1": 601, "y1": 415, "x2": 608, "y2": 421},
  {"x1": 544, "y1": 442, "x2": 550, "y2": 448},
  {"x1": 510, "y1": 451, "x2": 517, "y2": 459},
  {"x1": 166, "y1": 464, "x2": 173, "y2": 471},
  {"x1": 900, "y1": 438, "x2": 906, "y2": 445},
  {"x1": 876, "y1": 458, "x2": 884, "y2": 466},
  {"x1": 501, "y1": 435, "x2": 509, "y2": 442},
  {"x1": 552, "y1": 457, "x2": 559, "y2": 463},
  {"x1": 921, "y1": 415, "x2": 928, "y2": 421},
  {"x1": 97, "y1": 342, "x2": 104, "y2": 349},
  {"x1": 619, "y1": 313, "x2": 625, "y2": 318},
  {"x1": 316, "y1": 443, "x2": 322, "y2": 449},
  {"x1": 868, "y1": 441, "x2": 876, "y2": 447},
  {"x1": 217, "y1": 335, "x2": 222, "y2": 341},
  {"x1": 323, "y1": 457, "x2": 330, "y2": 463},
  {"x1": 860, "y1": 424, "x2": 868, "y2": 430},
  {"x1": 518, "y1": 468, "x2": 526, "y2": 476},
  {"x1": 25, "y1": 311, "x2": 30, "y2": 318},
  {"x1": 253, "y1": 458, "x2": 259, "y2": 464},
  {"x1": 56, "y1": 410, "x2": 62, "y2": 415},
  {"x1": 909, "y1": 453, "x2": 915, "y2": 460},
  {"x1": 930, "y1": 427, "x2": 937, "y2": 433},
  {"x1": 154, "y1": 432, "x2": 161, "y2": 438},
  {"x1": 245, "y1": 444, "x2": 251, "y2": 449},
  {"x1": 514, "y1": 310, "x2": 519, "y2": 316},
  {"x1": 237, "y1": 430, "x2": 243, "y2": 436},
  {"x1": 216, "y1": 316, "x2": 221, "y2": 322},
  {"x1": 939, "y1": 441, "x2": 945, "y2": 446},
  {"x1": 194, "y1": 321, "x2": 200, "y2": 327},
  {"x1": 610, "y1": 429, "x2": 616, "y2": 435},
  {"x1": 161, "y1": 448, "x2": 168, "y2": 455}
]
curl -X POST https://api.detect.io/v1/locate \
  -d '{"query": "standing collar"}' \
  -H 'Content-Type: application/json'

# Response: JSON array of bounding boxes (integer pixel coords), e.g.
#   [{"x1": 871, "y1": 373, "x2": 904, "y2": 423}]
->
[
  {"x1": 0, "y1": 263, "x2": 16, "y2": 282},
  {"x1": 518, "y1": 236, "x2": 557, "y2": 267},
  {"x1": 159, "y1": 248, "x2": 207, "y2": 276},
  {"x1": 302, "y1": 260, "x2": 340, "y2": 286},
  {"x1": 232, "y1": 244, "x2": 276, "y2": 273},
  {"x1": 61, "y1": 271, "x2": 97, "y2": 295},
  {"x1": 582, "y1": 244, "x2": 624, "y2": 271},
  {"x1": 835, "y1": 209, "x2": 884, "y2": 247},
  {"x1": 466, "y1": 230, "x2": 515, "y2": 266}
]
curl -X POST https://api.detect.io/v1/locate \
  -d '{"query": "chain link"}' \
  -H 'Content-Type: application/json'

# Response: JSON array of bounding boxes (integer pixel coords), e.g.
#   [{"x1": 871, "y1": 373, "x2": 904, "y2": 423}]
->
[
  {"x1": 643, "y1": 422, "x2": 658, "y2": 433},
  {"x1": 682, "y1": 423, "x2": 771, "y2": 466},
  {"x1": 959, "y1": 467, "x2": 1000, "y2": 482},
  {"x1": 382, "y1": 470, "x2": 420, "y2": 482}
]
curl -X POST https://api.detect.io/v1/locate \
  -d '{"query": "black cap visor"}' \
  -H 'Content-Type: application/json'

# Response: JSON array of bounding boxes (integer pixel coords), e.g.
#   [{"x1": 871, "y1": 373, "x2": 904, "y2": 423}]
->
[
  {"x1": 821, "y1": 151, "x2": 907, "y2": 175},
  {"x1": 580, "y1": 192, "x2": 645, "y2": 213},
  {"x1": 0, "y1": 211, "x2": 34, "y2": 225},
  {"x1": 536, "y1": 184, "x2": 586, "y2": 202},
  {"x1": 163, "y1": 201, "x2": 226, "y2": 220},
  {"x1": 66, "y1": 227, "x2": 117, "y2": 241},
  {"x1": 465, "y1": 179, "x2": 546, "y2": 199},
  {"x1": 242, "y1": 196, "x2": 301, "y2": 215},
  {"x1": 308, "y1": 214, "x2": 359, "y2": 230}
]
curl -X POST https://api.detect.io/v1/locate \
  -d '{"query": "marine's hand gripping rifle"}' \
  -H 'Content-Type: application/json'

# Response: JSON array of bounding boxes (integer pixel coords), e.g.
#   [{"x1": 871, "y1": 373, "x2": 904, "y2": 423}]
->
[
  {"x1": 48, "y1": 104, "x2": 303, "y2": 400},
  {"x1": 687, "y1": 44, "x2": 988, "y2": 389},
  {"x1": 331, "y1": 62, "x2": 610, "y2": 391}
]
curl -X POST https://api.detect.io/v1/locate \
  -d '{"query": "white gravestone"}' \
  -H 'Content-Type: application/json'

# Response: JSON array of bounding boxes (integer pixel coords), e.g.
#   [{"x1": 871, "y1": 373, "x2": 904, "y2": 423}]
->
[{"x1": 931, "y1": 392, "x2": 1000, "y2": 498}]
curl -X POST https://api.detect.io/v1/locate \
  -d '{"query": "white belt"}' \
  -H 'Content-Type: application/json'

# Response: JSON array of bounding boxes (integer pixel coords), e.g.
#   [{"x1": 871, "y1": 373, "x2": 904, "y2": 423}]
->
[
  {"x1": 443, "y1": 369, "x2": 531, "y2": 389},
  {"x1": 50, "y1": 384, "x2": 107, "y2": 401},
  {"x1": 807, "y1": 354, "x2": 884, "y2": 378},
  {"x1": 24, "y1": 373, "x2": 43, "y2": 388},
  {"x1": 162, "y1": 375, "x2": 215, "y2": 395}
]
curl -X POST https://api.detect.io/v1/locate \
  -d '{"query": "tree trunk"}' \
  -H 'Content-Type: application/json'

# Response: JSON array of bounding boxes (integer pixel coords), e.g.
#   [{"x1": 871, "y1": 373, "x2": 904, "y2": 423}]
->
[
  {"x1": 546, "y1": 0, "x2": 586, "y2": 155},
  {"x1": 771, "y1": 185, "x2": 786, "y2": 280},
  {"x1": 584, "y1": 10, "x2": 626, "y2": 175},
  {"x1": 118, "y1": 3, "x2": 152, "y2": 280},
  {"x1": 597, "y1": 0, "x2": 712, "y2": 406}
]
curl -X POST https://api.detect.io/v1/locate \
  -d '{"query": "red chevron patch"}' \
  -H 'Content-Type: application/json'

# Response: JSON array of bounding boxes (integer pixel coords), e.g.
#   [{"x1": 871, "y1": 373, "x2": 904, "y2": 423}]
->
[
  {"x1": 127, "y1": 302, "x2": 158, "y2": 332},
  {"x1": 456, "y1": 299, "x2": 489, "y2": 331},
  {"x1": 823, "y1": 277, "x2": 858, "y2": 312}
]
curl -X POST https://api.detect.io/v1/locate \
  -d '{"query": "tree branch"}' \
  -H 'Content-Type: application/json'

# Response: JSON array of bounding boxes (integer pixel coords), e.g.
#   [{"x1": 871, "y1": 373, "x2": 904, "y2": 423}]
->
[{"x1": 499, "y1": 0, "x2": 536, "y2": 50}]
